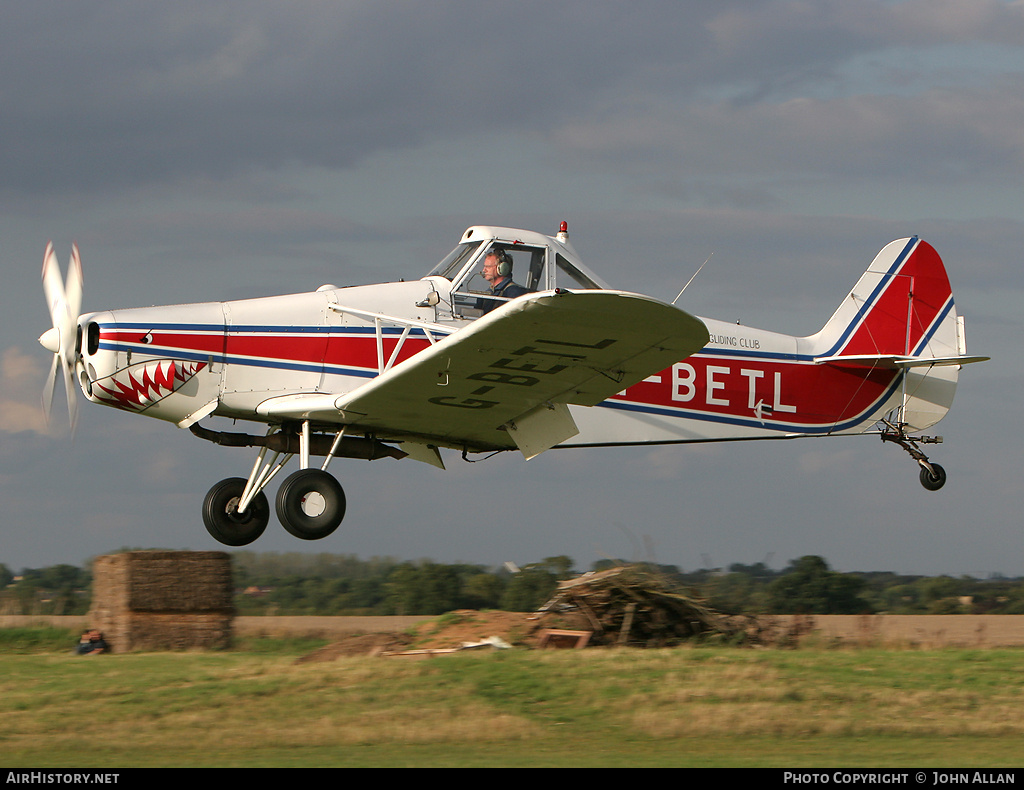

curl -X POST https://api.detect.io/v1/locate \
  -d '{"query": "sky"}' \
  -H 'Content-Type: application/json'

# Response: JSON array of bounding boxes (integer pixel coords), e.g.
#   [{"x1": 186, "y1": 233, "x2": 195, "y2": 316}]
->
[{"x1": 2, "y1": 0, "x2": 1022, "y2": 577}]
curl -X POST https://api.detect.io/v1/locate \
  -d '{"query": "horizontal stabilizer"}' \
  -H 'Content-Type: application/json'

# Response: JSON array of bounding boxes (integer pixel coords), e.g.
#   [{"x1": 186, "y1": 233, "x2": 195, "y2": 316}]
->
[{"x1": 814, "y1": 354, "x2": 990, "y2": 369}]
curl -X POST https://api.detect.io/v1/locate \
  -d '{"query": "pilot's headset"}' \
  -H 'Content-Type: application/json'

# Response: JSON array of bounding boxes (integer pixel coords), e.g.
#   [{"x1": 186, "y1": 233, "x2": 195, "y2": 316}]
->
[{"x1": 491, "y1": 248, "x2": 513, "y2": 277}]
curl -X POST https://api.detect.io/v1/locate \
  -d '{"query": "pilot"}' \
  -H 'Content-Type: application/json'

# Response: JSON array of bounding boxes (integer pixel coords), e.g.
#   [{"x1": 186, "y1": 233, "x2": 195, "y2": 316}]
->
[{"x1": 479, "y1": 248, "x2": 529, "y2": 313}]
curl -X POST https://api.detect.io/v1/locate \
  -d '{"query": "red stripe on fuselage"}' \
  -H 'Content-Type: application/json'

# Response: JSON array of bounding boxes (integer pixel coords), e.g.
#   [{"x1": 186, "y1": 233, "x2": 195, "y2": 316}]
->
[
  {"x1": 611, "y1": 355, "x2": 897, "y2": 428},
  {"x1": 226, "y1": 333, "x2": 327, "y2": 364},
  {"x1": 105, "y1": 329, "x2": 225, "y2": 355},
  {"x1": 102, "y1": 328, "x2": 433, "y2": 372},
  {"x1": 323, "y1": 335, "x2": 431, "y2": 370}
]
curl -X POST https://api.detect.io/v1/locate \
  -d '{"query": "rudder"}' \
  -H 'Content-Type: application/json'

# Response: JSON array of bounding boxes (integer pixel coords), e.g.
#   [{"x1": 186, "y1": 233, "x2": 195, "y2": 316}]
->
[
  {"x1": 813, "y1": 237, "x2": 958, "y2": 359},
  {"x1": 809, "y1": 237, "x2": 966, "y2": 432}
]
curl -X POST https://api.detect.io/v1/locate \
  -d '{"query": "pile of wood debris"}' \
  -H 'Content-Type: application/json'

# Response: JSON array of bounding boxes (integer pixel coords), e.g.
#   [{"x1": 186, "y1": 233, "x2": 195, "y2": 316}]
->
[
  {"x1": 296, "y1": 565, "x2": 755, "y2": 661},
  {"x1": 534, "y1": 565, "x2": 746, "y2": 647}
]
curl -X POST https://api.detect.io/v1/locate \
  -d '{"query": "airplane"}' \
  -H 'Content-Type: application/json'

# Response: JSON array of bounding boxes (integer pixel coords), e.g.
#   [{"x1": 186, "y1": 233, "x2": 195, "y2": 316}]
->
[{"x1": 38, "y1": 221, "x2": 988, "y2": 547}]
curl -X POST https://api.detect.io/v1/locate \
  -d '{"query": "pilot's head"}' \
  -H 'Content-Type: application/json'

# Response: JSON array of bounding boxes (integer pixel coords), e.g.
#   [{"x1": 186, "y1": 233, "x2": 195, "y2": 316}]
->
[{"x1": 482, "y1": 249, "x2": 512, "y2": 284}]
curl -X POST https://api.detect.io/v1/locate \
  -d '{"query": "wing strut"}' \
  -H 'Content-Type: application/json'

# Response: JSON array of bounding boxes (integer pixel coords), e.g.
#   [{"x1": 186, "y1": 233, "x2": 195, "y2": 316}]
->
[{"x1": 328, "y1": 303, "x2": 456, "y2": 375}]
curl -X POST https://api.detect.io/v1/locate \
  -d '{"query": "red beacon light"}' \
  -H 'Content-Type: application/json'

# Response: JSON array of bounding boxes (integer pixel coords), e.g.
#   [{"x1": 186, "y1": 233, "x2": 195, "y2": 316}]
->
[{"x1": 557, "y1": 220, "x2": 569, "y2": 242}]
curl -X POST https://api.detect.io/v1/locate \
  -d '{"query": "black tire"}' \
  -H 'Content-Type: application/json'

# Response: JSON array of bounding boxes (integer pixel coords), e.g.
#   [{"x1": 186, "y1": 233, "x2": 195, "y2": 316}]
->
[
  {"x1": 202, "y1": 477, "x2": 270, "y2": 546},
  {"x1": 275, "y1": 469, "x2": 346, "y2": 540},
  {"x1": 919, "y1": 463, "x2": 947, "y2": 491}
]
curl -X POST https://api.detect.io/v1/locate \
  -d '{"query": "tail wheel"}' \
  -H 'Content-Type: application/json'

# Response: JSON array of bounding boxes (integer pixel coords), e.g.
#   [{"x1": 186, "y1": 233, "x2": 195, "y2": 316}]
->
[
  {"x1": 275, "y1": 469, "x2": 346, "y2": 540},
  {"x1": 919, "y1": 463, "x2": 947, "y2": 491},
  {"x1": 202, "y1": 477, "x2": 270, "y2": 546}
]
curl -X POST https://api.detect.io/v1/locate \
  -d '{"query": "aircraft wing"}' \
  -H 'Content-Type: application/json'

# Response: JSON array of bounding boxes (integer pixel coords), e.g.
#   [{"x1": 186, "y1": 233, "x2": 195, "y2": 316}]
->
[{"x1": 258, "y1": 290, "x2": 709, "y2": 458}]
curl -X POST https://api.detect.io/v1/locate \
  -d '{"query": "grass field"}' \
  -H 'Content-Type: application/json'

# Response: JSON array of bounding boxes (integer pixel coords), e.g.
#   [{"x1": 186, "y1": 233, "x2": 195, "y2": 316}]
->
[{"x1": 1, "y1": 626, "x2": 1023, "y2": 768}]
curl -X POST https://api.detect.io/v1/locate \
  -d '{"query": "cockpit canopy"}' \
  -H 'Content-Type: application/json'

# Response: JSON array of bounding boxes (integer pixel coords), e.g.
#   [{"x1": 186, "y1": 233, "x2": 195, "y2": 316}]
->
[{"x1": 424, "y1": 225, "x2": 608, "y2": 319}]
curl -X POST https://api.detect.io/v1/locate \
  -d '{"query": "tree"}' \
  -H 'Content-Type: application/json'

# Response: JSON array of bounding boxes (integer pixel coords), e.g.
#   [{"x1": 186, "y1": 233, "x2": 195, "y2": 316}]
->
[
  {"x1": 384, "y1": 562, "x2": 462, "y2": 615},
  {"x1": 707, "y1": 571, "x2": 765, "y2": 614},
  {"x1": 768, "y1": 556, "x2": 871, "y2": 614},
  {"x1": 461, "y1": 573, "x2": 505, "y2": 610},
  {"x1": 501, "y1": 567, "x2": 558, "y2": 612},
  {"x1": 537, "y1": 556, "x2": 575, "y2": 578},
  {"x1": 12, "y1": 564, "x2": 91, "y2": 615}
]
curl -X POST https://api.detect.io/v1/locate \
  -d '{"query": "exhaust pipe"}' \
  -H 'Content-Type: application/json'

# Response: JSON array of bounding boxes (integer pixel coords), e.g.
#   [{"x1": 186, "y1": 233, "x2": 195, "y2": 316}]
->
[{"x1": 189, "y1": 423, "x2": 407, "y2": 461}]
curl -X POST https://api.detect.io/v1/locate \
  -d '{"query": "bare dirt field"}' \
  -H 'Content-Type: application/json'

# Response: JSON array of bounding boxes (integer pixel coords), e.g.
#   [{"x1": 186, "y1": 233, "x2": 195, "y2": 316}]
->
[
  {"x1": 292, "y1": 611, "x2": 543, "y2": 661},
  {"x1": 785, "y1": 613, "x2": 1024, "y2": 648}
]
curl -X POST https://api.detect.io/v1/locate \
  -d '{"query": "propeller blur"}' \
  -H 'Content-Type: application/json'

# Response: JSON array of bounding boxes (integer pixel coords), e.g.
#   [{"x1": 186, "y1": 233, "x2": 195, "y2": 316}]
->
[{"x1": 40, "y1": 242, "x2": 83, "y2": 430}]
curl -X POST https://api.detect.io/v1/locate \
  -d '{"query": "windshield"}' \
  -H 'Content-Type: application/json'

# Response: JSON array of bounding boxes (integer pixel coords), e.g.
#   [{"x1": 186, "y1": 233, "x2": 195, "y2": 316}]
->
[
  {"x1": 426, "y1": 241, "x2": 484, "y2": 281},
  {"x1": 447, "y1": 242, "x2": 547, "y2": 317},
  {"x1": 426, "y1": 232, "x2": 608, "y2": 321},
  {"x1": 555, "y1": 253, "x2": 602, "y2": 290}
]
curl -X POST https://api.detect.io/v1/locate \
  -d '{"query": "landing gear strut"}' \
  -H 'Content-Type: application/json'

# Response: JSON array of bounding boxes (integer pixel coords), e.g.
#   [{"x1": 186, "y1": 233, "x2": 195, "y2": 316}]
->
[
  {"x1": 879, "y1": 419, "x2": 947, "y2": 491},
  {"x1": 199, "y1": 420, "x2": 351, "y2": 546}
]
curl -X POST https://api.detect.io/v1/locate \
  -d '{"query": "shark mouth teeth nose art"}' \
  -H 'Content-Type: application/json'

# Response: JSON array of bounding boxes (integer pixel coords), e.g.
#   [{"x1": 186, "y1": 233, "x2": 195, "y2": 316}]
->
[{"x1": 94, "y1": 359, "x2": 206, "y2": 411}]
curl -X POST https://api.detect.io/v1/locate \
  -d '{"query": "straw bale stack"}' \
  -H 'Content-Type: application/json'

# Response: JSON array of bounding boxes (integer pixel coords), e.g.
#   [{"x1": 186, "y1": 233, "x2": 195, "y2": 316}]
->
[{"x1": 89, "y1": 551, "x2": 234, "y2": 652}]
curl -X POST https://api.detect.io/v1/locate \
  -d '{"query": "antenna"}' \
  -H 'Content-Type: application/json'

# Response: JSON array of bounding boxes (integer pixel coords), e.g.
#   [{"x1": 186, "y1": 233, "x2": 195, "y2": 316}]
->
[{"x1": 672, "y1": 252, "x2": 713, "y2": 305}]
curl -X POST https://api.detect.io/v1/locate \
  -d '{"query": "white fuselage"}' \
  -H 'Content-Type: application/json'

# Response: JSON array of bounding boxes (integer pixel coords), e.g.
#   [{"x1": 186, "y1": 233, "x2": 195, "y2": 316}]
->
[{"x1": 74, "y1": 229, "x2": 963, "y2": 455}]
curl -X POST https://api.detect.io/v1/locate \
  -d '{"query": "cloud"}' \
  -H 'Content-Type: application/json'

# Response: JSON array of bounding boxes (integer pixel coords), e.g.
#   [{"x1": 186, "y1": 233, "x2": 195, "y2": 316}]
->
[
  {"x1": 10, "y1": 1, "x2": 1023, "y2": 196},
  {"x1": 555, "y1": 85, "x2": 1024, "y2": 182},
  {"x1": 0, "y1": 347, "x2": 57, "y2": 436}
]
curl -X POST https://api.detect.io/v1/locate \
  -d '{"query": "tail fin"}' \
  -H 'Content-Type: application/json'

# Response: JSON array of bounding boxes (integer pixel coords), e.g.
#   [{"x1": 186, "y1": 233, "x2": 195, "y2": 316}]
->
[{"x1": 809, "y1": 237, "x2": 986, "y2": 431}]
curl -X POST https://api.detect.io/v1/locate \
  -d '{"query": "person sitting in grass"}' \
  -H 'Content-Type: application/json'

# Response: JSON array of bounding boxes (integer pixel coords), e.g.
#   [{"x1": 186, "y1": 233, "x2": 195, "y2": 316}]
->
[{"x1": 75, "y1": 629, "x2": 108, "y2": 655}]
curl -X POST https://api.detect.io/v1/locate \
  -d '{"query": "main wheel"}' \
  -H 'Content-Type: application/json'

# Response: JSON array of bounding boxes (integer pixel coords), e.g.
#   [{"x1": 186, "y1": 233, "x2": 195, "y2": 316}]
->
[
  {"x1": 919, "y1": 463, "x2": 947, "y2": 491},
  {"x1": 275, "y1": 469, "x2": 346, "y2": 540},
  {"x1": 202, "y1": 477, "x2": 270, "y2": 546}
]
